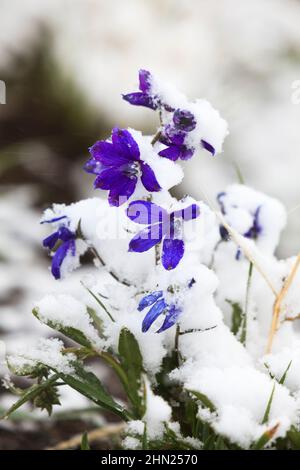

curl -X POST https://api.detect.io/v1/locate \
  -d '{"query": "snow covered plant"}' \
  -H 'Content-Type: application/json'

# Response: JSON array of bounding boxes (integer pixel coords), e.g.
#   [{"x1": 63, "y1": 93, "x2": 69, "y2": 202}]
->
[{"x1": 4, "y1": 70, "x2": 300, "y2": 451}]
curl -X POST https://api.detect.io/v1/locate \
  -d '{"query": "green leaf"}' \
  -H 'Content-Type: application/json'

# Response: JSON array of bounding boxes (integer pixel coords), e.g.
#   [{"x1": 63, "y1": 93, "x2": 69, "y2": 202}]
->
[
  {"x1": 203, "y1": 434, "x2": 216, "y2": 450},
  {"x1": 56, "y1": 361, "x2": 130, "y2": 421},
  {"x1": 118, "y1": 328, "x2": 144, "y2": 417},
  {"x1": 261, "y1": 382, "x2": 275, "y2": 425},
  {"x1": 86, "y1": 306, "x2": 103, "y2": 336},
  {"x1": 252, "y1": 423, "x2": 279, "y2": 450},
  {"x1": 279, "y1": 360, "x2": 292, "y2": 385},
  {"x1": 287, "y1": 425, "x2": 300, "y2": 449},
  {"x1": 226, "y1": 300, "x2": 243, "y2": 336},
  {"x1": 240, "y1": 261, "x2": 253, "y2": 346},
  {"x1": 142, "y1": 424, "x2": 147, "y2": 450},
  {"x1": 33, "y1": 308, "x2": 93, "y2": 348},
  {"x1": 81, "y1": 431, "x2": 90, "y2": 450},
  {"x1": 189, "y1": 390, "x2": 216, "y2": 413},
  {"x1": 215, "y1": 435, "x2": 228, "y2": 450},
  {"x1": 81, "y1": 283, "x2": 115, "y2": 322},
  {"x1": 1, "y1": 374, "x2": 60, "y2": 419}
]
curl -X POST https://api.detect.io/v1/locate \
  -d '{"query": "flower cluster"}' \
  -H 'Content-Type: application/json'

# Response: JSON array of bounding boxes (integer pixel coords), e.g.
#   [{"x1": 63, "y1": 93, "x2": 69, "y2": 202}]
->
[
  {"x1": 9, "y1": 70, "x2": 300, "y2": 452},
  {"x1": 42, "y1": 69, "x2": 228, "y2": 334}
]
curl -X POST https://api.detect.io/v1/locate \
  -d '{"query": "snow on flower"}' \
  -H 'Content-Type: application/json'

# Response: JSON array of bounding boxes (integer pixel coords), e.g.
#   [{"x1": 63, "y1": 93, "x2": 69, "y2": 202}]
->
[
  {"x1": 127, "y1": 199, "x2": 200, "y2": 270},
  {"x1": 42, "y1": 216, "x2": 78, "y2": 280},
  {"x1": 138, "y1": 279, "x2": 195, "y2": 333},
  {"x1": 216, "y1": 184, "x2": 287, "y2": 256}
]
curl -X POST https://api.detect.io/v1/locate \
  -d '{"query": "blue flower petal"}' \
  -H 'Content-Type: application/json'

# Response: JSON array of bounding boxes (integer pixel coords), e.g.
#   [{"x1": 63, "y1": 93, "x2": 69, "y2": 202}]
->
[
  {"x1": 142, "y1": 298, "x2": 167, "y2": 332},
  {"x1": 172, "y1": 204, "x2": 200, "y2": 221},
  {"x1": 161, "y1": 238, "x2": 184, "y2": 270},
  {"x1": 139, "y1": 69, "x2": 152, "y2": 93},
  {"x1": 201, "y1": 139, "x2": 215, "y2": 156},
  {"x1": 140, "y1": 162, "x2": 161, "y2": 192},
  {"x1": 111, "y1": 128, "x2": 140, "y2": 161},
  {"x1": 138, "y1": 290, "x2": 163, "y2": 311},
  {"x1": 93, "y1": 167, "x2": 126, "y2": 190},
  {"x1": 129, "y1": 223, "x2": 164, "y2": 253},
  {"x1": 43, "y1": 231, "x2": 60, "y2": 249},
  {"x1": 51, "y1": 240, "x2": 75, "y2": 280},
  {"x1": 158, "y1": 145, "x2": 181, "y2": 161},
  {"x1": 108, "y1": 175, "x2": 137, "y2": 207},
  {"x1": 127, "y1": 200, "x2": 167, "y2": 225},
  {"x1": 58, "y1": 226, "x2": 75, "y2": 242},
  {"x1": 122, "y1": 92, "x2": 157, "y2": 110},
  {"x1": 157, "y1": 304, "x2": 182, "y2": 333},
  {"x1": 41, "y1": 215, "x2": 67, "y2": 225}
]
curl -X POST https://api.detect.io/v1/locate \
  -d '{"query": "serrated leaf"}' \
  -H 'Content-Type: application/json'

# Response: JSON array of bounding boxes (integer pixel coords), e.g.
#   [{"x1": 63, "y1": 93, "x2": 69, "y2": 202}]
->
[
  {"x1": 189, "y1": 390, "x2": 216, "y2": 413},
  {"x1": 1, "y1": 374, "x2": 60, "y2": 419},
  {"x1": 118, "y1": 328, "x2": 144, "y2": 417},
  {"x1": 81, "y1": 431, "x2": 90, "y2": 450},
  {"x1": 55, "y1": 361, "x2": 130, "y2": 421},
  {"x1": 33, "y1": 308, "x2": 93, "y2": 348}
]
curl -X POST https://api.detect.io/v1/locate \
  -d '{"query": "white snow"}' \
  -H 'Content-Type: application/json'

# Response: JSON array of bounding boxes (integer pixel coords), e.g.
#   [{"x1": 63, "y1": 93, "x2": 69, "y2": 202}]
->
[{"x1": 35, "y1": 294, "x2": 103, "y2": 349}]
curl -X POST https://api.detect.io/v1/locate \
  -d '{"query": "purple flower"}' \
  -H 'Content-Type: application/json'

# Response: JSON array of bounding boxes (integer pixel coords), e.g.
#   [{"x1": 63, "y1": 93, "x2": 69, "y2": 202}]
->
[
  {"x1": 85, "y1": 128, "x2": 161, "y2": 207},
  {"x1": 173, "y1": 109, "x2": 196, "y2": 132},
  {"x1": 217, "y1": 192, "x2": 263, "y2": 259},
  {"x1": 127, "y1": 200, "x2": 200, "y2": 270},
  {"x1": 122, "y1": 69, "x2": 160, "y2": 110},
  {"x1": 158, "y1": 108, "x2": 215, "y2": 161},
  {"x1": 138, "y1": 279, "x2": 195, "y2": 333},
  {"x1": 41, "y1": 217, "x2": 76, "y2": 280},
  {"x1": 159, "y1": 125, "x2": 194, "y2": 161}
]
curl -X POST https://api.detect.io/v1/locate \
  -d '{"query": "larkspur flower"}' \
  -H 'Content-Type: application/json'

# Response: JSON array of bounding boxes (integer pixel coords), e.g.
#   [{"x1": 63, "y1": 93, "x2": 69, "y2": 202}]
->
[
  {"x1": 122, "y1": 69, "x2": 160, "y2": 110},
  {"x1": 85, "y1": 128, "x2": 161, "y2": 207},
  {"x1": 41, "y1": 216, "x2": 76, "y2": 279},
  {"x1": 127, "y1": 200, "x2": 200, "y2": 270},
  {"x1": 217, "y1": 191, "x2": 262, "y2": 259},
  {"x1": 138, "y1": 280, "x2": 195, "y2": 333},
  {"x1": 159, "y1": 108, "x2": 215, "y2": 161}
]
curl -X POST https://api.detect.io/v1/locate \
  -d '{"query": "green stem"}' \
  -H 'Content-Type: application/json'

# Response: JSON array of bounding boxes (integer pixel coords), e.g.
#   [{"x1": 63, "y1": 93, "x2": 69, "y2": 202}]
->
[{"x1": 240, "y1": 261, "x2": 253, "y2": 346}]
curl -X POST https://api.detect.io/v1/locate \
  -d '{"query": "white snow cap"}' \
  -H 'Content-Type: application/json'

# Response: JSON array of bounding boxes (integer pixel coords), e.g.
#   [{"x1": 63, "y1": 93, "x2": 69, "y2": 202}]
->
[
  {"x1": 218, "y1": 184, "x2": 287, "y2": 254},
  {"x1": 7, "y1": 338, "x2": 76, "y2": 375},
  {"x1": 35, "y1": 294, "x2": 103, "y2": 349}
]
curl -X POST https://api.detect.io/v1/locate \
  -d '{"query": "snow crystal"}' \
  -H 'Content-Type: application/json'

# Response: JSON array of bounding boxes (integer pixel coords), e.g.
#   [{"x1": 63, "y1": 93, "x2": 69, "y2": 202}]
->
[
  {"x1": 142, "y1": 380, "x2": 172, "y2": 440},
  {"x1": 177, "y1": 365, "x2": 297, "y2": 448},
  {"x1": 7, "y1": 338, "x2": 75, "y2": 375},
  {"x1": 35, "y1": 294, "x2": 103, "y2": 349}
]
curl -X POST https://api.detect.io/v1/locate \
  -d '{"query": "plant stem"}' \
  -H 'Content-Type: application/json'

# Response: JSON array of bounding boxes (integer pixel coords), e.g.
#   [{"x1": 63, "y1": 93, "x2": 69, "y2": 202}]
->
[{"x1": 240, "y1": 261, "x2": 253, "y2": 346}]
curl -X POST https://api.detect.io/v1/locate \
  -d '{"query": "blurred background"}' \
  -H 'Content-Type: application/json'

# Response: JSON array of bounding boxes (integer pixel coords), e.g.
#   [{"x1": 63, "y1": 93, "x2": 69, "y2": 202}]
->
[{"x1": 1, "y1": 0, "x2": 300, "y2": 448}]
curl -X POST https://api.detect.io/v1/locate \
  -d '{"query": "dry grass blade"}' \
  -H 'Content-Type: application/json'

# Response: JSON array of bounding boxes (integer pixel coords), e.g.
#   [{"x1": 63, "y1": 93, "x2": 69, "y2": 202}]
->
[
  {"x1": 47, "y1": 423, "x2": 125, "y2": 450},
  {"x1": 266, "y1": 253, "x2": 300, "y2": 354}
]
